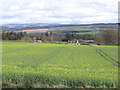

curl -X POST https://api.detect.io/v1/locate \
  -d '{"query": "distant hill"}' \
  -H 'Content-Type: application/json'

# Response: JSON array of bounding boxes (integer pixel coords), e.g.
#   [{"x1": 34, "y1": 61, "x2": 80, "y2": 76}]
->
[{"x1": 1, "y1": 23, "x2": 118, "y2": 34}]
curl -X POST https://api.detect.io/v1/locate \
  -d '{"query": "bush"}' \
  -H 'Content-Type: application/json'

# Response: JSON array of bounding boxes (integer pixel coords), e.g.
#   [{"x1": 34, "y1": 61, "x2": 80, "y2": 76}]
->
[{"x1": 21, "y1": 37, "x2": 33, "y2": 43}]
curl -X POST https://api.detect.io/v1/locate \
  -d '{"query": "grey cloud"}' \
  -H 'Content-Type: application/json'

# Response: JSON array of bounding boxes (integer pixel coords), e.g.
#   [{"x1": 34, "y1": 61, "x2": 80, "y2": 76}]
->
[{"x1": 0, "y1": 0, "x2": 119, "y2": 24}]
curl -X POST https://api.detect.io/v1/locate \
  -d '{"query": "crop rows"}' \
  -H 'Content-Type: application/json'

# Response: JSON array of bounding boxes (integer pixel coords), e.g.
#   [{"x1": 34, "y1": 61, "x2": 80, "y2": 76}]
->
[{"x1": 2, "y1": 42, "x2": 118, "y2": 88}]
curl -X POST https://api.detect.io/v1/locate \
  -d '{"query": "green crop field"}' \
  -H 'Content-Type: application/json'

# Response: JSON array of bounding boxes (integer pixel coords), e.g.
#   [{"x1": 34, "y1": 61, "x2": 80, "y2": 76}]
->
[
  {"x1": 2, "y1": 42, "x2": 118, "y2": 88},
  {"x1": 50, "y1": 26, "x2": 94, "y2": 31},
  {"x1": 50, "y1": 26, "x2": 97, "y2": 34}
]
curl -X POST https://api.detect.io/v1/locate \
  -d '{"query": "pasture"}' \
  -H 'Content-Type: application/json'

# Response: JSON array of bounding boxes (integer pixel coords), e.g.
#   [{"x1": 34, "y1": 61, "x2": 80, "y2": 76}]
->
[
  {"x1": 2, "y1": 42, "x2": 118, "y2": 88},
  {"x1": 50, "y1": 26, "x2": 101, "y2": 34}
]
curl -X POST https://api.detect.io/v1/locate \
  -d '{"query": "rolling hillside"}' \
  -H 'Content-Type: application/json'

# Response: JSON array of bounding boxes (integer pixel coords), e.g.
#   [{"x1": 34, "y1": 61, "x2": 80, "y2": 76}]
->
[{"x1": 1, "y1": 23, "x2": 118, "y2": 34}]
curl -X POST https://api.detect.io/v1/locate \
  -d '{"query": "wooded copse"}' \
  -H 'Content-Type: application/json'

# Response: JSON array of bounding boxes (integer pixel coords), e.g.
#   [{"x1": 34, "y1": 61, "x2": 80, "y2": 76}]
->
[{"x1": 2, "y1": 29, "x2": 118, "y2": 45}]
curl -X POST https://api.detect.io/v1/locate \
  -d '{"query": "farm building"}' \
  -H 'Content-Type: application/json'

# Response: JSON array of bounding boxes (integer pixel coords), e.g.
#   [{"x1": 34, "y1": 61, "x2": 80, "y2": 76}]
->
[
  {"x1": 83, "y1": 40, "x2": 94, "y2": 43},
  {"x1": 34, "y1": 40, "x2": 42, "y2": 43},
  {"x1": 82, "y1": 40, "x2": 94, "y2": 45},
  {"x1": 68, "y1": 40, "x2": 80, "y2": 45}
]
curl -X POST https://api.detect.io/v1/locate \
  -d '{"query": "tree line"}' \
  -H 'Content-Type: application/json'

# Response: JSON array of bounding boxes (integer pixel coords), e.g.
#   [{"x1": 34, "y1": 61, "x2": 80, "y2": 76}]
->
[{"x1": 2, "y1": 29, "x2": 118, "y2": 45}]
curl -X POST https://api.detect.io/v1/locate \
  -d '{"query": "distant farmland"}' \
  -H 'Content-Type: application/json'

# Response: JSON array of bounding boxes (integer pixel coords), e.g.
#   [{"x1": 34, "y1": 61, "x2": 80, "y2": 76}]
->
[
  {"x1": 1, "y1": 23, "x2": 118, "y2": 34},
  {"x1": 21, "y1": 28, "x2": 50, "y2": 33},
  {"x1": 49, "y1": 24, "x2": 118, "y2": 34}
]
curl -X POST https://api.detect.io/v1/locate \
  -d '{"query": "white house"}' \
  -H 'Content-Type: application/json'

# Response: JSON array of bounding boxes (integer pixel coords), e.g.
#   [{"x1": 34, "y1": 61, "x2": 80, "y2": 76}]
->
[{"x1": 68, "y1": 40, "x2": 80, "y2": 45}]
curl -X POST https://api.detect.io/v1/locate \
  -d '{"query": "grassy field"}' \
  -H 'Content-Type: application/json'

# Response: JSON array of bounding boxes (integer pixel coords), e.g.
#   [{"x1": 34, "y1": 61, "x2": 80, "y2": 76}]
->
[
  {"x1": 49, "y1": 26, "x2": 102, "y2": 34},
  {"x1": 49, "y1": 24, "x2": 118, "y2": 34},
  {"x1": 50, "y1": 26, "x2": 94, "y2": 31},
  {"x1": 2, "y1": 42, "x2": 118, "y2": 88}
]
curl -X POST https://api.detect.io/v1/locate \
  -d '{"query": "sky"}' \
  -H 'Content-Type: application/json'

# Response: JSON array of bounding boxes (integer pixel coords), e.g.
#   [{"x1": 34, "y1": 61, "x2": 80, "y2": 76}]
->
[{"x1": 0, "y1": 0, "x2": 119, "y2": 24}]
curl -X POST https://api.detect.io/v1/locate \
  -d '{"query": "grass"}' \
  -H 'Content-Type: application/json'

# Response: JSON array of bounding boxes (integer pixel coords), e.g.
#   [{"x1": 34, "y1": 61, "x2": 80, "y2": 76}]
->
[
  {"x1": 49, "y1": 26, "x2": 102, "y2": 34},
  {"x1": 2, "y1": 42, "x2": 118, "y2": 88}
]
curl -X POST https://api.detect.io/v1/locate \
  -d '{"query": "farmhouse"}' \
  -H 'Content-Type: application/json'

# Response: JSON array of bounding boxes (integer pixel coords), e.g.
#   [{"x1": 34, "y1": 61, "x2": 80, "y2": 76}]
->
[
  {"x1": 34, "y1": 40, "x2": 42, "y2": 43},
  {"x1": 68, "y1": 40, "x2": 80, "y2": 45},
  {"x1": 84, "y1": 40, "x2": 94, "y2": 43}
]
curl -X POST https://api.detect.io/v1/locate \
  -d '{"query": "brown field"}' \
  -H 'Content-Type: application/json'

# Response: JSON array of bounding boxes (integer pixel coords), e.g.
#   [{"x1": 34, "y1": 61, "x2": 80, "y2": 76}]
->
[{"x1": 21, "y1": 28, "x2": 50, "y2": 32}]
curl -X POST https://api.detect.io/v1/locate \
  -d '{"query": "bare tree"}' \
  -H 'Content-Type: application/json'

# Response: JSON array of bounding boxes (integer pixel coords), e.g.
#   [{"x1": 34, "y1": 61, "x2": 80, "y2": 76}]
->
[
  {"x1": 102, "y1": 29, "x2": 118, "y2": 45},
  {"x1": 95, "y1": 33, "x2": 104, "y2": 45},
  {"x1": 95, "y1": 29, "x2": 118, "y2": 45}
]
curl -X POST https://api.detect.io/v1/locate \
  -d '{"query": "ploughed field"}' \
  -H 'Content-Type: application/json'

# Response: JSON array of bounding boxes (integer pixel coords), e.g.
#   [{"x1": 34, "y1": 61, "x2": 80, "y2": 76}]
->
[{"x1": 2, "y1": 42, "x2": 118, "y2": 88}]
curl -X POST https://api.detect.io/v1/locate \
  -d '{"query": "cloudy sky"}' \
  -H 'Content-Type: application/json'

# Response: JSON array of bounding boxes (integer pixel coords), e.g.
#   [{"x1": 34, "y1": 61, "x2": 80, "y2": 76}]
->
[{"x1": 0, "y1": 0, "x2": 119, "y2": 24}]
